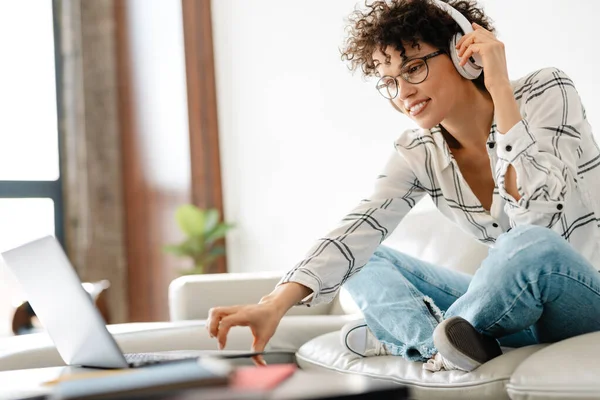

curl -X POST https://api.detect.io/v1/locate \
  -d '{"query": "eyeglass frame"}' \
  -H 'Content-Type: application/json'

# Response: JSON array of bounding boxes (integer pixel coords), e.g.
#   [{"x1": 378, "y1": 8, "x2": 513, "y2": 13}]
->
[{"x1": 375, "y1": 49, "x2": 446, "y2": 100}]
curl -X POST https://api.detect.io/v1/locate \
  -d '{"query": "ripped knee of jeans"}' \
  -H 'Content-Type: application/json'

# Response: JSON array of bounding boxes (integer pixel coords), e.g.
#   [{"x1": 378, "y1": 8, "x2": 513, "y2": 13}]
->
[
  {"x1": 385, "y1": 341, "x2": 438, "y2": 362},
  {"x1": 423, "y1": 295, "x2": 445, "y2": 324}
]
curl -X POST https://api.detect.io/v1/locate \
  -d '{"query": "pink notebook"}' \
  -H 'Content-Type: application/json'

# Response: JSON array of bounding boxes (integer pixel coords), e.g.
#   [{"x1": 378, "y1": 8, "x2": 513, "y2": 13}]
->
[{"x1": 231, "y1": 363, "x2": 297, "y2": 390}]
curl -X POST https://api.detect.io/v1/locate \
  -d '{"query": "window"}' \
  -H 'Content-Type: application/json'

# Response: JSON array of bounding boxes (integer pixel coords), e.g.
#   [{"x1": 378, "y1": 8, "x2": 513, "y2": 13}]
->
[
  {"x1": 0, "y1": 0, "x2": 62, "y2": 336},
  {"x1": 0, "y1": 0, "x2": 63, "y2": 253}
]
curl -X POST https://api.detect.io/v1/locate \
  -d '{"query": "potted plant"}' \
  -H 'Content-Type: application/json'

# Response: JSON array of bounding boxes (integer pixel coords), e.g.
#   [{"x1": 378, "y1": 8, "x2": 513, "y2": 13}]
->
[{"x1": 163, "y1": 205, "x2": 234, "y2": 275}]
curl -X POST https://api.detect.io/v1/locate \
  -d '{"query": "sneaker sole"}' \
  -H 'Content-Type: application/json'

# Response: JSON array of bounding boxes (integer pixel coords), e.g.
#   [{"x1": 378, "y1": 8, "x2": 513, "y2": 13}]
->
[
  {"x1": 343, "y1": 323, "x2": 369, "y2": 357},
  {"x1": 433, "y1": 316, "x2": 502, "y2": 372}
]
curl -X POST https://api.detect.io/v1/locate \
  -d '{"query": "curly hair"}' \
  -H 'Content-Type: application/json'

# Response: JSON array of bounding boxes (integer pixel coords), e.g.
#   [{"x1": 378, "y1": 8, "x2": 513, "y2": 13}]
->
[{"x1": 341, "y1": 0, "x2": 495, "y2": 91}]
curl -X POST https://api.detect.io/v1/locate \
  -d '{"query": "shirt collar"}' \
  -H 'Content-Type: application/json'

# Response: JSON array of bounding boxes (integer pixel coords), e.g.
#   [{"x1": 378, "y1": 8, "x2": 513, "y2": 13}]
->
[
  {"x1": 430, "y1": 126, "x2": 454, "y2": 170},
  {"x1": 430, "y1": 122, "x2": 498, "y2": 171}
]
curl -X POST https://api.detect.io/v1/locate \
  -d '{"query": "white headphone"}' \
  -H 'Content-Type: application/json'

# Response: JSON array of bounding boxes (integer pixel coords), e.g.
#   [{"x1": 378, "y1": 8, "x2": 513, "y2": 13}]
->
[{"x1": 430, "y1": 0, "x2": 483, "y2": 80}]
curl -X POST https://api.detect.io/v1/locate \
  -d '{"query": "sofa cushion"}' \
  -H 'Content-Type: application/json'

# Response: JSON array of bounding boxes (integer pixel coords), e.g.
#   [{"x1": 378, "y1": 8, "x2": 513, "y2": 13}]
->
[
  {"x1": 296, "y1": 331, "x2": 548, "y2": 400},
  {"x1": 507, "y1": 331, "x2": 600, "y2": 400}
]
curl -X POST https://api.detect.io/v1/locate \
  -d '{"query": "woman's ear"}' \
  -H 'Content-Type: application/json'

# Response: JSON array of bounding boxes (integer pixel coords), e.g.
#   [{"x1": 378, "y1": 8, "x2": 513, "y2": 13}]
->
[{"x1": 389, "y1": 99, "x2": 406, "y2": 115}]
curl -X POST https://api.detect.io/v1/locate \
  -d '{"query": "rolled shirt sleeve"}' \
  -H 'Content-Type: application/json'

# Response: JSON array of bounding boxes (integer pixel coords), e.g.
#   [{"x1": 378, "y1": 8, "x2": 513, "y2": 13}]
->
[
  {"x1": 494, "y1": 67, "x2": 590, "y2": 228},
  {"x1": 278, "y1": 144, "x2": 425, "y2": 306}
]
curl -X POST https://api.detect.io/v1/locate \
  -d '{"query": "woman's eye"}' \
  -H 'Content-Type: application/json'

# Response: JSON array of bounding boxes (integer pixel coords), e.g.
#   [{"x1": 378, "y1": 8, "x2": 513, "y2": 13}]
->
[
  {"x1": 408, "y1": 65, "x2": 421, "y2": 74},
  {"x1": 380, "y1": 78, "x2": 394, "y2": 87}
]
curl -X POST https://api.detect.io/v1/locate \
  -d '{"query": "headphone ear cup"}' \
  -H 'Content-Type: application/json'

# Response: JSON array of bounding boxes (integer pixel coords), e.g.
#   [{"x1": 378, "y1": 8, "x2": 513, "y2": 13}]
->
[{"x1": 449, "y1": 33, "x2": 483, "y2": 80}]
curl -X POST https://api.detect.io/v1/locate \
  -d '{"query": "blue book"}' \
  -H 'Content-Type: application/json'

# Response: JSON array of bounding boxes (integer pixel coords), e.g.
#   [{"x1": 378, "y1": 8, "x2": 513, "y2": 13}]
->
[{"x1": 51, "y1": 358, "x2": 232, "y2": 399}]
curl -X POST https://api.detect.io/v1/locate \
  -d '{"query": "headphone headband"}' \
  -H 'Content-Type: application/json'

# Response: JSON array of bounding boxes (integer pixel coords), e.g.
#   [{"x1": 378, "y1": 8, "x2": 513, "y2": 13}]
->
[
  {"x1": 429, "y1": 0, "x2": 474, "y2": 36},
  {"x1": 428, "y1": 0, "x2": 483, "y2": 79}
]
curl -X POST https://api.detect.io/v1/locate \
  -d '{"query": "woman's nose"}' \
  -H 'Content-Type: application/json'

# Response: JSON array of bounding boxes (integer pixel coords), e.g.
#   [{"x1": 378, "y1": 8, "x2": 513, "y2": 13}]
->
[{"x1": 396, "y1": 79, "x2": 416, "y2": 102}]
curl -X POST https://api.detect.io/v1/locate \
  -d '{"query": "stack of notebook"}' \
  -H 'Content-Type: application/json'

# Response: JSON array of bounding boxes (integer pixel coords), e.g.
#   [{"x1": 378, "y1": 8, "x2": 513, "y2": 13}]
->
[{"x1": 46, "y1": 357, "x2": 297, "y2": 400}]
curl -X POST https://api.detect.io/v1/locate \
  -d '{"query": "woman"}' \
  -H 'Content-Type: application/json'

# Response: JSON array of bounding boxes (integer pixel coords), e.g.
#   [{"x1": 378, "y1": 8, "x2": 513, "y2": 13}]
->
[{"x1": 207, "y1": 0, "x2": 600, "y2": 372}]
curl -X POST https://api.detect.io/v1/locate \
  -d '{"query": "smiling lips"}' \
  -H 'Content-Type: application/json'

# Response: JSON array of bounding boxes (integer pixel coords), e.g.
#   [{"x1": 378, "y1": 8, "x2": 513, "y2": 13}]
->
[{"x1": 406, "y1": 99, "x2": 431, "y2": 116}]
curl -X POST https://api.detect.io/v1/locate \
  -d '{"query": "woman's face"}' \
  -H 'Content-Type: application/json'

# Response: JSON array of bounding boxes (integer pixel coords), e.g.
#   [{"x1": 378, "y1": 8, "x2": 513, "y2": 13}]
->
[{"x1": 373, "y1": 42, "x2": 463, "y2": 129}]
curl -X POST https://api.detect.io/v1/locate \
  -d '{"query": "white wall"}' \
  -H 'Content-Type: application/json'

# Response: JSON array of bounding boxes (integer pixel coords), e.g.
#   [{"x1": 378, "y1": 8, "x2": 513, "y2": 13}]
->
[
  {"x1": 478, "y1": 0, "x2": 599, "y2": 126},
  {"x1": 211, "y1": 0, "x2": 600, "y2": 274}
]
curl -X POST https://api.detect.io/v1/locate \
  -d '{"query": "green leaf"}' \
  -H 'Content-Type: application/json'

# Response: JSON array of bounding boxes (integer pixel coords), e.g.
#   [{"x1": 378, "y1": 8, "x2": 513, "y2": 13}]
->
[
  {"x1": 208, "y1": 246, "x2": 226, "y2": 256},
  {"x1": 175, "y1": 205, "x2": 206, "y2": 237},
  {"x1": 167, "y1": 204, "x2": 234, "y2": 275},
  {"x1": 206, "y1": 223, "x2": 234, "y2": 244},
  {"x1": 210, "y1": 246, "x2": 226, "y2": 254},
  {"x1": 186, "y1": 236, "x2": 205, "y2": 257},
  {"x1": 203, "y1": 209, "x2": 220, "y2": 234}
]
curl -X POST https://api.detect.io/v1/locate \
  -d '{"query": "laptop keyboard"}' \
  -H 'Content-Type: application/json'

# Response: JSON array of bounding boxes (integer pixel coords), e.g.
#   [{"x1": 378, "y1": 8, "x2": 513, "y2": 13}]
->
[{"x1": 124, "y1": 352, "x2": 198, "y2": 367}]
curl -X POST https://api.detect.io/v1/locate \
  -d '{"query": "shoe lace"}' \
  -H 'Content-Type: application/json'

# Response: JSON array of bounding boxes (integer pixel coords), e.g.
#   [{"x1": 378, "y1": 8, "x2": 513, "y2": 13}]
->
[
  {"x1": 375, "y1": 340, "x2": 392, "y2": 356},
  {"x1": 423, "y1": 352, "x2": 465, "y2": 372}
]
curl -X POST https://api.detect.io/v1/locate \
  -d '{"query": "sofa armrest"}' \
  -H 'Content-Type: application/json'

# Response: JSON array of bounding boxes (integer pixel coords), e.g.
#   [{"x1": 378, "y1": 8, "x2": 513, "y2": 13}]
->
[
  {"x1": 0, "y1": 315, "x2": 359, "y2": 371},
  {"x1": 168, "y1": 272, "x2": 335, "y2": 321},
  {"x1": 0, "y1": 321, "x2": 208, "y2": 372}
]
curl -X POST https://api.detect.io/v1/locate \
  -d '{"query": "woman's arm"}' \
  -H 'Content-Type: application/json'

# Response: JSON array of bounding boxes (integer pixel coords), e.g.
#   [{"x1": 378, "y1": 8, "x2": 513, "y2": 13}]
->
[
  {"x1": 456, "y1": 26, "x2": 589, "y2": 227},
  {"x1": 488, "y1": 83, "x2": 523, "y2": 201},
  {"x1": 491, "y1": 67, "x2": 589, "y2": 228},
  {"x1": 277, "y1": 144, "x2": 426, "y2": 307}
]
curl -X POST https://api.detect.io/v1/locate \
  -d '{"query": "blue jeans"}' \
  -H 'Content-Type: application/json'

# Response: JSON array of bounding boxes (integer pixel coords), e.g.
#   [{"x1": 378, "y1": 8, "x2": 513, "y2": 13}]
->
[{"x1": 343, "y1": 225, "x2": 600, "y2": 362}]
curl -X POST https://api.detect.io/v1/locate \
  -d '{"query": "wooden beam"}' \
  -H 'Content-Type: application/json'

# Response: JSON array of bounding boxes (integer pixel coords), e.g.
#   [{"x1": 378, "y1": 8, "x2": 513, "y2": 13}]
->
[
  {"x1": 54, "y1": 0, "x2": 128, "y2": 323},
  {"x1": 181, "y1": 0, "x2": 227, "y2": 273}
]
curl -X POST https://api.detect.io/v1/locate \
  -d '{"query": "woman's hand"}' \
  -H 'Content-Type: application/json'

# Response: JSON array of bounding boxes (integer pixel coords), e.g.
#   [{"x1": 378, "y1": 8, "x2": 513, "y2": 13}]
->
[
  {"x1": 455, "y1": 22, "x2": 511, "y2": 94},
  {"x1": 207, "y1": 302, "x2": 285, "y2": 366}
]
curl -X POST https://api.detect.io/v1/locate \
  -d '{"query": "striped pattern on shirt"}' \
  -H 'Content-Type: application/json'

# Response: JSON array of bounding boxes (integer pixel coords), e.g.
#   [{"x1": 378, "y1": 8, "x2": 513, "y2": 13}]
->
[{"x1": 279, "y1": 67, "x2": 600, "y2": 306}]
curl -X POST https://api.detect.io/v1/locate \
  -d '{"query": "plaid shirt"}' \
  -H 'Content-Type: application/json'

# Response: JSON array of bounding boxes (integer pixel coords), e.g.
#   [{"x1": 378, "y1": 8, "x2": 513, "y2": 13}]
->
[{"x1": 280, "y1": 67, "x2": 600, "y2": 306}]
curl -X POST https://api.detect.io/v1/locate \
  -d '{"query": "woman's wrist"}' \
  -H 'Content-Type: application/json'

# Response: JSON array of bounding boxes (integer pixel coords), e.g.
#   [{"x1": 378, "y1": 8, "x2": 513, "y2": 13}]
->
[
  {"x1": 489, "y1": 81, "x2": 522, "y2": 134},
  {"x1": 486, "y1": 78, "x2": 512, "y2": 97},
  {"x1": 259, "y1": 282, "x2": 313, "y2": 317}
]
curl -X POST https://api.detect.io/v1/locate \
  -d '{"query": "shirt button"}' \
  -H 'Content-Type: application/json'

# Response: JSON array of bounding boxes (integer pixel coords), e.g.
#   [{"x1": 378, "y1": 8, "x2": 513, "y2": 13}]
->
[
  {"x1": 505, "y1": 145, "x2": 513, "y2": 152},
  {"x1": 488, "y1": 142, "x2": 495, "y2": 149},
  {"x1": 492, "y1": 223, "x2": 499, "y2": 228},
  {"x1": 557, "y1": 204, "x2": 564, "y2": 210}
]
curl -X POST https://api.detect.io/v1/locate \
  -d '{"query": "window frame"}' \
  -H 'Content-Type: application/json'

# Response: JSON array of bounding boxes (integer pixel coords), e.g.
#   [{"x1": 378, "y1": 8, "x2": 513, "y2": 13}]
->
[{"x1": 0, "y1": 180, "x2": 65, "y2": 245}]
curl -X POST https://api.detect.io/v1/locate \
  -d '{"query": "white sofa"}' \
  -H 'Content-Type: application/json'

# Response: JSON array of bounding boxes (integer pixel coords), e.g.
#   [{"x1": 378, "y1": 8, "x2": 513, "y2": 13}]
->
[{"x1": 1, "y1": 199, "x2": 599, "y2": 399}]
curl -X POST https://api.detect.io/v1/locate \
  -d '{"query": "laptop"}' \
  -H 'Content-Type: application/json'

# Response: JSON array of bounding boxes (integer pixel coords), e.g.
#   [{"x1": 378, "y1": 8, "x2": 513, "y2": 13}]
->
[{"x1": 1, "y1": 235, "x2": 263, "y2": 369}]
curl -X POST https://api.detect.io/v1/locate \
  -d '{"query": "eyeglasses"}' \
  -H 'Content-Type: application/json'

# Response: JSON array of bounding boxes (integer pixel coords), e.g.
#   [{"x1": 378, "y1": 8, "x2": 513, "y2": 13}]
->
[{"x1": 376, "y1": 50, "x2": 445, "y2": 100}]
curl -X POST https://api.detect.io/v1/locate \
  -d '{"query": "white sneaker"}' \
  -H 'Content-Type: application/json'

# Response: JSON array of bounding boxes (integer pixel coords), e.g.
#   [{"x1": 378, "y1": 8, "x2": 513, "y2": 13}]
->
[
  {"x1": 423, "y1": 352, "x2": 467, "y2": 372},
  {"x1": 340, "y1": 319, "x2": 392, "y2": 357}
]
